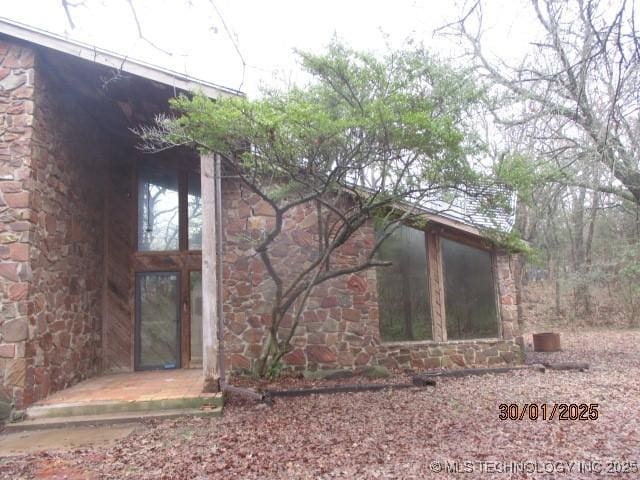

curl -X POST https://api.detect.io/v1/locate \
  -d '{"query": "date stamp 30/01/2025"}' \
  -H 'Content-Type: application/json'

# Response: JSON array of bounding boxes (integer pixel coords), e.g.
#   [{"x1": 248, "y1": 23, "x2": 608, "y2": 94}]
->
[{"x1": 498, "y1": 403, "x2": 599, "y2": 421}]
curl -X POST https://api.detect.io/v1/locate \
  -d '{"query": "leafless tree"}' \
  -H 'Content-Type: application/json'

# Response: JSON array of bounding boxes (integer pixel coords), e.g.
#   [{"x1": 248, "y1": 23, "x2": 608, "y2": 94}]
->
[
  {"x1": 454, "y1": 0, "x2": 640, "y2": 203},
  {"x1": 59, "y1": 0, "x2": 246, "y2": 86},
  {"x1": 446, "y1": 0, "x2": 640, "y2": 321}
]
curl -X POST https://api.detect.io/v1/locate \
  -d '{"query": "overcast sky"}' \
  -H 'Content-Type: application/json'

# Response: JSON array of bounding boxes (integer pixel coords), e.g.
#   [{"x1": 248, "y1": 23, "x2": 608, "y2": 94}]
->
[{"x1": 2, "y1": 0, "x2": 537, "y2": 97}]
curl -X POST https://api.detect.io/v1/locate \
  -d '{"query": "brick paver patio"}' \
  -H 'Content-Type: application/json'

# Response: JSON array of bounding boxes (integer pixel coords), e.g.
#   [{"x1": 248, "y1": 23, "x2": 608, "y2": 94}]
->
[{"x1": 34, "y1": 369, "x2": 208, "y2": 405}]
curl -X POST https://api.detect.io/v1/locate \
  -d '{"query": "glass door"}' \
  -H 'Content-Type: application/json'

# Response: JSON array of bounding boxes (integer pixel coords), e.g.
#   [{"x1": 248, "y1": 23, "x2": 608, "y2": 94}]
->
[{"x1": 135, "y1": 272, "x2": 181, "y2": 370}]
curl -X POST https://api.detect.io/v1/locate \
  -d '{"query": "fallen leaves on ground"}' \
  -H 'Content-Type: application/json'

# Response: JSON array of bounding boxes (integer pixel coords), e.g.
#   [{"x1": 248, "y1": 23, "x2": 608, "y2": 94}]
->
[{"x1": 1, "y1": 329, "x2": 639, "y2": 479}]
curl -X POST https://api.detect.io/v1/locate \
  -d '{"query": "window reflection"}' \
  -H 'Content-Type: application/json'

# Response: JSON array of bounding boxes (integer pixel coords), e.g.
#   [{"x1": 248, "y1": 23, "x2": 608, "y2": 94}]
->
[
  {"x1": 138, "y1": 169, "x2": 180, "y2": 251},
  {"x1": 188, "y1": 173, "x2": 202, "y2": 250},
  {"x1": 137, "y1": 272, "x2": 179, "y2": 369},
  {"x1": 375, "y1": 224, "x2": 432, "y2": 341},
  {"x1": 442, "y1": 238, "x2": 498, "y2": 339}
]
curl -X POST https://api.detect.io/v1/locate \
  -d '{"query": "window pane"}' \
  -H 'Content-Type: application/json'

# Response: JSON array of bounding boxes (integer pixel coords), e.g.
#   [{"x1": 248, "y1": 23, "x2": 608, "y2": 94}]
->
[
  {"x1": 375, "y1": 224, "x2": 432, "y2": 341},
  {"x1": 190, "y1": 271, "x2": 203, "y2": 367},
  {"x1": 138, "y1": 169, "x2": 180, "y2": 251},
  {"x1": 442, "y1": 238, "x2": 498, "y2": 339},
  {"x1": 136, "y1": 272, "x2": 179, "y2": 369},
  {"x1": 188, "y1": 173, "x2": 202, "y2": 250}
]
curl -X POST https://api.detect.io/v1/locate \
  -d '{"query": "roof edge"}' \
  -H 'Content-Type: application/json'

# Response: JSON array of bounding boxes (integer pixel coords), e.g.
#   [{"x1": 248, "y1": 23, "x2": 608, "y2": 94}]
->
[{"x1": 0, "y1": 16, "x2": 244, "y2": 99}]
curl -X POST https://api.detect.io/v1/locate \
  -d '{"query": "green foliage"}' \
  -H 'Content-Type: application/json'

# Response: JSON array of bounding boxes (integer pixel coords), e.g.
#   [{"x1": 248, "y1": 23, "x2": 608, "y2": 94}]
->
[
  {"x1": 493, "y1": 153, "x2": 563, "y2": 205},
  {"x1": 485, "y1": 228, "x2": 537, "y2": 261},
  {"x1": 163, "y1": 40, "x2": 485, "y2": 206},
  {"x1": 266, "y1": 360, "x2": 284, "y2": 379}
]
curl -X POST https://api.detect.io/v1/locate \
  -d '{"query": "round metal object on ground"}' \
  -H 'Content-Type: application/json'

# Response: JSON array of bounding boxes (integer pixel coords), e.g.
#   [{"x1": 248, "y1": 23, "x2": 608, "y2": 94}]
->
[{"x1": 532, "y1": 332, "x2": 561, "y2": 352}]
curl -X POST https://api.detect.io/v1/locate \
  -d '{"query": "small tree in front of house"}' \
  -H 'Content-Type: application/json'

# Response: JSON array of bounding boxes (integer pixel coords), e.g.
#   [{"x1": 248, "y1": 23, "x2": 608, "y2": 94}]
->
[{"x1": 139, "y1": 41, "x2": 509, "y2": 377}]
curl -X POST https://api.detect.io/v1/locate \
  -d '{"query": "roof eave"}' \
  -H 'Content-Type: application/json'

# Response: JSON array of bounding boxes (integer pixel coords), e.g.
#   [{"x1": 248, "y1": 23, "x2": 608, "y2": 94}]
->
[{"x1": 0, "y1": 16, "x2": 243, "y2": 99}]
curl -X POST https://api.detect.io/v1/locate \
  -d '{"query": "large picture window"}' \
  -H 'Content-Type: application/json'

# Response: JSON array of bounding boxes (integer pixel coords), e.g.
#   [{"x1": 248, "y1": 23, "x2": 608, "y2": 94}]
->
[
  {"x1": 442, "y1": 238, "x2": 498, "y2": 340},
  {"x1": 375, "y1": 225, "x2": 432, "y2": 341},
  {"x1": 376, "y1": 224, "x2": 499, "y2": 343}
]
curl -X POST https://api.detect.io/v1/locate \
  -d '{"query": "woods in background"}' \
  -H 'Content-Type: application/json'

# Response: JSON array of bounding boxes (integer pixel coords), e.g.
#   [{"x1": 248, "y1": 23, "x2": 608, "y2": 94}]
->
[{"x1": 450, "y1": 0, "x2": 640, "y2": 327}]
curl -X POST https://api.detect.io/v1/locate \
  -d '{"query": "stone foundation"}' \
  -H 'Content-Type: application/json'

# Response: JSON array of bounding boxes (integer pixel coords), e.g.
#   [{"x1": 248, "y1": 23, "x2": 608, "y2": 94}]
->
[{"x1": 374, "y1": 339, "x2": 523, "y2": 371}]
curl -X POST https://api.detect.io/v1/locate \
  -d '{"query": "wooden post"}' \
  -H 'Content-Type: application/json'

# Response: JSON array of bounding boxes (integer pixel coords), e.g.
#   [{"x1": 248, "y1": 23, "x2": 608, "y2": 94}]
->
[
  {"x1": 201, "y1": 153, "x2": 220, "y2": 392},
  {"x1": 427, "y1": 231, "x2": 447, "y2": 342}
]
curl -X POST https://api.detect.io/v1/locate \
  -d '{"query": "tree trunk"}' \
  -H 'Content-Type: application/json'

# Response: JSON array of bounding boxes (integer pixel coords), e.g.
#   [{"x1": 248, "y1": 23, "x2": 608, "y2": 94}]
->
[{"x1": 553, "y1": 260, "x2": 562, "y2": 318}]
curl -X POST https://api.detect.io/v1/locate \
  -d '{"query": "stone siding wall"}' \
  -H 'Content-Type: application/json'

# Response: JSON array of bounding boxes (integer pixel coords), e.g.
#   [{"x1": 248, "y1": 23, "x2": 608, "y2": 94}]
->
[
  {"x1": 22, "y1": 53, "x2": 109, "y2": 406},
  {"x1": 0, "y1": 40, "x2": 36, "y2": 409},
  {"x1": 221, "y1": 180, "x2": 523, "y2": 373},
  {"x1": 495, "y1": 253, "x2": 522, "y2": 340},
  {"x1": 221, "y1": 180, "x2": 379, "y2": 371}
]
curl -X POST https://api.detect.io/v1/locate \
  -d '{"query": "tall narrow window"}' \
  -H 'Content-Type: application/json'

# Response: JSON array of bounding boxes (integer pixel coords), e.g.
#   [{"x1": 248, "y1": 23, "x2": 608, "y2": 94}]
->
[
  {"x1": 188, "y1": 172, "x2": 203, "y2": 250},
  {"x1": 189, "y1": 271, "x2": 203, "y2": 367},
  {"x1": 442, "y1": 238, "x2": 498, "y2": 339},
  {"x1": 375, "y1": 224, "x2": 432, "y2": 341},
  {"x1": 138, "y1": 169, "x2": 180, "y2": 251}
]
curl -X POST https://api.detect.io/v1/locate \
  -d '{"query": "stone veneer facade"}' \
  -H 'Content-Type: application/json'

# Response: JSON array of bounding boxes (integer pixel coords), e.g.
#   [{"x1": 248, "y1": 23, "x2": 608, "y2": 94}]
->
[
  {"x1": 0, "y1": 40, "x2": 107, "y2": 408},
  {"x1": 220, "y1": 181, "x2": 523, "y2": 373},
  {"x1": 0, "y1": 36, "x2": 522, "y2": 410},
  {"x1": 0, "y1": 40, "x2": 34, "y2": 410}
]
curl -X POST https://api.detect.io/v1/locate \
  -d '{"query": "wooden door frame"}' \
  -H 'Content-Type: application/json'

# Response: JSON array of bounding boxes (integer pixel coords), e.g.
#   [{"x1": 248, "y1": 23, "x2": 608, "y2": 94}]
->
[{"x1": 131, "y1": 157, "x2": 203, "y2": 371}]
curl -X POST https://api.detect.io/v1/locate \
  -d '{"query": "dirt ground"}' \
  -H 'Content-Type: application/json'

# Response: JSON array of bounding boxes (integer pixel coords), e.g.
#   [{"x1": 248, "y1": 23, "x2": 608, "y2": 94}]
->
[
  {"x1": 1, "y1": 329, "x2": 639, "y2": 479},
  {"x1": 0, "y1": 425, "x2": 136, "y2": 458}
]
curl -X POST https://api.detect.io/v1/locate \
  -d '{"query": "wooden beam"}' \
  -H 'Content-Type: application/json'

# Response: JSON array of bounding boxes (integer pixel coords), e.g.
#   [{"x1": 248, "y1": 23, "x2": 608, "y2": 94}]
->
[
  {"x1": 201, "y1": 153, "x2": 220, "y2": 392},
  {"x1": 264, "y1": 381, "x2": 435, "y2": 401},
  {"x1": 541, "y1": 362, "x2": 589, "y2": 372},
  {"x1": 413, "y1": 365, "x2": 545, "y2": 383},
  {"x1": 427, "y1": 231, "x2": 446, "y2": 342}
]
